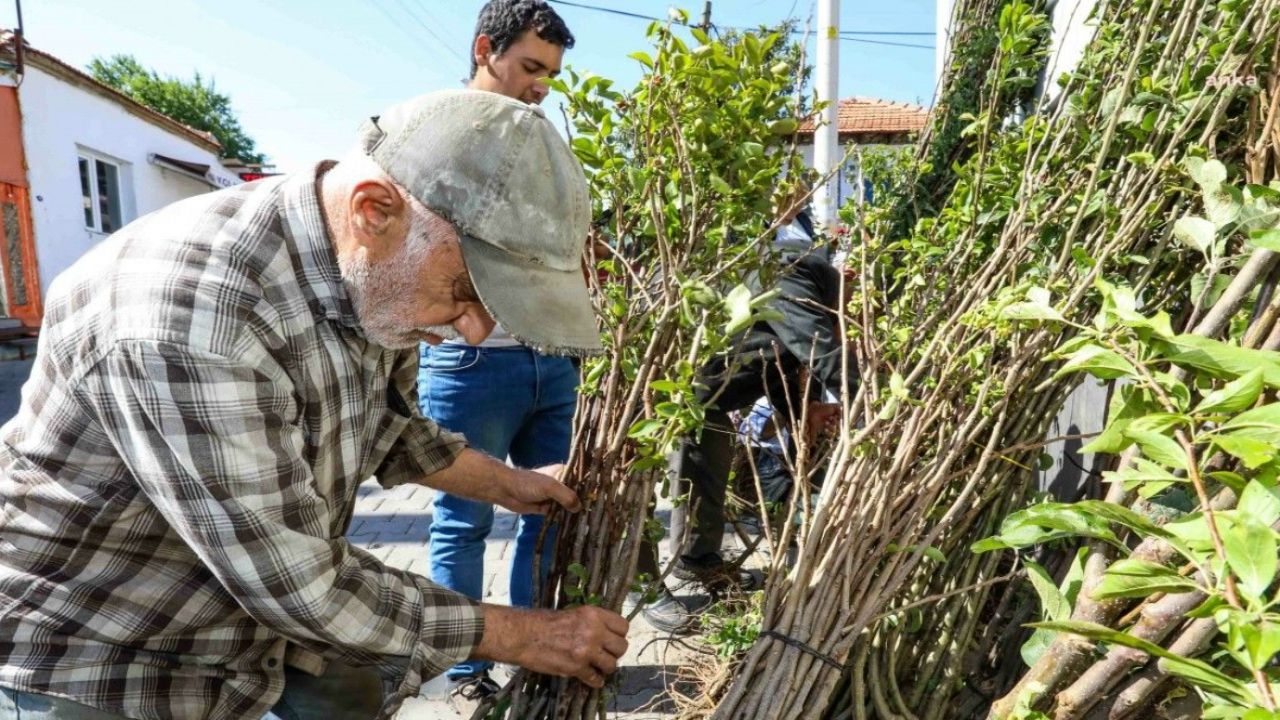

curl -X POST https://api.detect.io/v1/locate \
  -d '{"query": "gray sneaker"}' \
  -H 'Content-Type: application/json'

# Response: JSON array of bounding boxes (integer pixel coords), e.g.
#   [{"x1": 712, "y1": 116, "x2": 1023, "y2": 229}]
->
[{"x1": 640, "y1": 588, "x2": 703, "y2": 635}]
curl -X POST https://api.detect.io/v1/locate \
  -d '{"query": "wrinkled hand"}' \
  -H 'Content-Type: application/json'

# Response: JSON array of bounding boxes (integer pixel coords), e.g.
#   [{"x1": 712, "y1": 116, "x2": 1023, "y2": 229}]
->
[
  {"x1": 477, "y1": 605, "x2": 630, "y2": 688},
  {"x1": 493, "y1": 463, "x2": 582, "y2": 515},
  {"x1": 804, "y1": 402, "x2": 842, "y2": 445}
]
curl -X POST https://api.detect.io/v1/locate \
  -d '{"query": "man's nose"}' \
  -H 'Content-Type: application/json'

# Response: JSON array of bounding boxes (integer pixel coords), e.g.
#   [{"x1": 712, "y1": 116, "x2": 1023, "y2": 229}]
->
[{"x1": 456, "y1": 304, "x2": 496, "y2": 345}]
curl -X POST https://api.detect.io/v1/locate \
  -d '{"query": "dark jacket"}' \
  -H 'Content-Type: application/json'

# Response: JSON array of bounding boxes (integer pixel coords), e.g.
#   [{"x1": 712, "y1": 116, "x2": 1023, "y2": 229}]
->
[{"x1": 754, "y1": 251, "x2": 856, "y2": 398}]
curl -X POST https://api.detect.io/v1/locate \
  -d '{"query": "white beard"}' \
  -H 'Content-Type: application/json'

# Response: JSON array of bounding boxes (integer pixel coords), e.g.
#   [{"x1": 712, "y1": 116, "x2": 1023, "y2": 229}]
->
[{"x1": 340, "y1": 216, "x2": 449, "y2": 349}]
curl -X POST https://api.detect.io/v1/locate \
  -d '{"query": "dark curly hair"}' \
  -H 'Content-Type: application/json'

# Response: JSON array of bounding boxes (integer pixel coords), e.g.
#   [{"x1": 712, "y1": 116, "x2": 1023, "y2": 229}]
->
[{"x1": 470, "y1": 0, "x2": 576, "y2": 78}]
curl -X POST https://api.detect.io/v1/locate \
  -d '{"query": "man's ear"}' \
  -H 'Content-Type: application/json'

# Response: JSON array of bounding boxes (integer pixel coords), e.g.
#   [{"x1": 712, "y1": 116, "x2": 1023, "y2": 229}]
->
[
  {"x1": 473, "y1": 34, "x2": 494, "y2": 71},
  {"x1": 349, "y1": 179, "x2": 406, "y2": 250}
]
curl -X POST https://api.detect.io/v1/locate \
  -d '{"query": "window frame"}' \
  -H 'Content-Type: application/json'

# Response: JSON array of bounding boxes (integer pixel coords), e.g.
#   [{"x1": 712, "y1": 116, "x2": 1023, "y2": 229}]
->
[{"x1": 77, "y1": 150, "x2": 126, "y2": 235}]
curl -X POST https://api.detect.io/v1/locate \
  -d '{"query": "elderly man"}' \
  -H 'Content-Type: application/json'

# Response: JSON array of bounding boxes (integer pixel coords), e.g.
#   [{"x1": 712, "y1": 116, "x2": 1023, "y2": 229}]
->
[{"x1": 0, "y1": 90, "x2": 626, "y2": 720}]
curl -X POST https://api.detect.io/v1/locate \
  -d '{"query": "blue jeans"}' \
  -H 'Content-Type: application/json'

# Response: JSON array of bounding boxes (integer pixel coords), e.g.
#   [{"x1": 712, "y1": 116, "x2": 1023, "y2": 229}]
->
[
  {"x1": 0, "y1": 660, "x2": 385, "y2": 719},
  {"x1": 418, "y1": 344, "x2": 578, "y2": 680}
]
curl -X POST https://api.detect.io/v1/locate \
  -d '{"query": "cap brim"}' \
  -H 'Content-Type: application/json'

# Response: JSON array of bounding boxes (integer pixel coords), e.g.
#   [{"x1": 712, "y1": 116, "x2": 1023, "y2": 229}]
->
[{"x1": 459, "y1": 235, "x2": 604, "y2": 357}]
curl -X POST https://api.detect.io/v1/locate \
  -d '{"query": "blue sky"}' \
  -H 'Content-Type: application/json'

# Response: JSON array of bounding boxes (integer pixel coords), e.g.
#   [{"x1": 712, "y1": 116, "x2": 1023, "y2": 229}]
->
[{"x1": 3, "y1": 1, "x2": 937, "y2": 172}]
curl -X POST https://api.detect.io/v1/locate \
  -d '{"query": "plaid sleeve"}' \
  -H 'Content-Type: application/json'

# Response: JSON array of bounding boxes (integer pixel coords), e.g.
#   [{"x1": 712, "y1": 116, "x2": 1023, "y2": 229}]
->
[
  {"x1": 377, "y1": 419, "x2": 468, "y2": 489},
  {"x1": 374, "y1": 351, "x2": 467, "y2": 489},
  {"x1": 79, "y1": 340, "x2": 484, "y2": 683}
]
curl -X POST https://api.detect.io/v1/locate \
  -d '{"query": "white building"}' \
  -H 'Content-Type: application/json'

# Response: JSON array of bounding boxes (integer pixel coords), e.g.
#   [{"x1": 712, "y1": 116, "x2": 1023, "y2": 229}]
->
[
  {"x1": 0, "y1": 32, "x2": 241, "y2": 328},
  {"x1": 797, "y1": 97, "x2": 931, "y2": 210}
]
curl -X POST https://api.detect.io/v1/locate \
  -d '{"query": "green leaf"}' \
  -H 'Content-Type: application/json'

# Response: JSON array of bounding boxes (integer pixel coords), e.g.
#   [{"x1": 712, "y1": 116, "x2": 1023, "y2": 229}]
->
[
  {"x1": 1123, "y1": 428, "x2": 1188, "y2": 470},
  {"x1": 1053, "y1": 344, "x2": 1136, "y2": 380},
  {"x1": 971, "y1": 536, "x2": 1015, "y2": 553},
  {"x1": 649, "y1": 379, "x2": 679, "y2": 394},
  {"x1": 1075, "y1": 500, "x2": 1175, "y2": 541},
  {"x1": 1001, "y1": 302, "x2": 1065, "y2": 323},
  {"x1": 1104, "y1": 457, "x2": 1182, "y2": 494},
  {"x1": 1167, "y1": 514, "x2": 1216, "y2": 556},
  {"x1": 1159, "y1": 335, "x2": 1280, "y2": 388},
  {"x1": 1208, "y1": 470, "x2": 1248, "y2": 495},
  {"x1": 1026, "y1": 560, "x2": 1070, "y2": 620},
  {"x1": 1205, "y1": 184, "x2": 1243, "y2": 230},
  {"x1": 1001, "y1": 287, "x2": 1064, "y2": 323},
  {"x1": 1237, "y1": 618, "x2": 1280, "y2": 672},
  {"x1": 1222, "y1": 402, "x2": 1280, "y2": 435},
  {"x1": 886, "y1": 543, "x2": 946, "y2": 563},
  {"x1": 1172, "y1": 216, "x2": 1216, "y2": 254},
  {"x1": 1238, "y1": 479, "x2": 1280, "y2": 527},
  {"x1": 627, "y1": 418, "x2": 664, "y2": 439},
  {"x1": 1221, "y1": 514, "x2": 1278, "y2": 603},
  {"x1": 724, "y1": 285, "x2": 753, "y2": 336},
  {"x1": 974, "y1": 502, "x2": 1123, "y2": 554},
  {"x1": 1247, "y1": 228, "x2": 1280, "y2": 252},
  {"x1": 1029, "y1": 620, "x2": 1253, "y2": 704},
  {"x1": 1020, "y1": 560, "x2": 1069, "y2": 667},
  {"x1": 768, "y1": 118, "x2": 799, "y2": 135},
  {"x1": 1127, "y1": 412, "x2": 1187, "y2": 434},
  {"x1": 1185, "y1": 157, "x2": 1227, "y2": 189},
  {"x1": 1211, "y1": 434, "x2": 1276, "y2": 469},
  {"x1": 724, "y1": 285, "x2": 781, "y2": 337},
  {"x1": 1195, "y1": 368, "x2": 1265, "y2": 414},
  {"x1": 889, "y1": 372, "x2": 908, "y2": 400},
  {"x1": 1092, "y1": 558, "x2": 1199, "y2": 599},
  {"x1": 627, "y1": 51, "x2": 654, "y2": 68},
  {"x1": 1125, "y1": 151, "x2": 1155, "y2": 166}
]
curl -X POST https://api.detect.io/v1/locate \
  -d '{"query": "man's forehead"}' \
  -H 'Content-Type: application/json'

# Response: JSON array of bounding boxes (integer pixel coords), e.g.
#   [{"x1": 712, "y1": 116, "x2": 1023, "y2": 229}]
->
[{"x1": 505, "y1": 30, "x2": 564, "y2": 66}]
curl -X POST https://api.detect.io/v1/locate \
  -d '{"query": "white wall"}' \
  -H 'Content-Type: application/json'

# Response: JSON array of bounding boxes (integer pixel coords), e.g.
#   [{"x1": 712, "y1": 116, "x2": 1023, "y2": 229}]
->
[
  {"x1": 800, "y1": 142, "x2": 858, "y2": 210},
  {"x1": 17, "y1": 63, "x2": 239, "y2": 294},
  {"x1": 1039, "y1": 0, "x2": 1100, "y2": 102}
]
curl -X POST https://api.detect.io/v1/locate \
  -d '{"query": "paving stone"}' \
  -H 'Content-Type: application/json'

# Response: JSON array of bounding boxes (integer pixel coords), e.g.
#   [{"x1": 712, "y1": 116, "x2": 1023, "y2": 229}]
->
[
  {"x1": 380, "y1": 546, "x2": 423, "y2": 573},
  {"x1": 360, "y1": 515, "x2": 416, "y2": 539}
]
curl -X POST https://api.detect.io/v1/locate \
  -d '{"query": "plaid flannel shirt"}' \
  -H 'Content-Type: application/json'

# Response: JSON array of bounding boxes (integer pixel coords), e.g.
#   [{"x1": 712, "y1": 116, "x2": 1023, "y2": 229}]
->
[{"x1": 0, "y1": 164, "x2": 483, "y2": 719}]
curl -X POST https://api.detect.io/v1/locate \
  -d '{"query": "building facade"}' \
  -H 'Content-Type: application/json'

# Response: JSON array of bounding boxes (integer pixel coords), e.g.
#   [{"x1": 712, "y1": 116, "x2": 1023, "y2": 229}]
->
[
  {"x1": 796, "y1": 97, "x2": 931, "y2": 210},
  {"x1": 0, "y1": 32, "x2": 241, "y2": 327}
]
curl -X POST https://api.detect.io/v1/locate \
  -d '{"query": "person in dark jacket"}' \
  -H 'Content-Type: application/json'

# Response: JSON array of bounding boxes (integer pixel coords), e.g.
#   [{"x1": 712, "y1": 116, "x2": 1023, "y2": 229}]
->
[{"x1": 634, "y1": 197, "x2": 857, "y2": 632}]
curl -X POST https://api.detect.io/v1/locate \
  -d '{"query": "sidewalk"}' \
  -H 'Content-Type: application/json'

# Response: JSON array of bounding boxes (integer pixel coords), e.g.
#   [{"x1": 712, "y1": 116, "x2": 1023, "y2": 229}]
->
[{"x1": 347, "y1": 480, "x2": 704, "y2": 720}]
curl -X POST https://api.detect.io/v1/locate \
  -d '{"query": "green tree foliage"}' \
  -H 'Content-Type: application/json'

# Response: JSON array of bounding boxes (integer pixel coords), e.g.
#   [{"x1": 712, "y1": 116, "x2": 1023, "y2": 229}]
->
[{"x1": 88, "y1": 54, "x2": 266, "y2": 164}]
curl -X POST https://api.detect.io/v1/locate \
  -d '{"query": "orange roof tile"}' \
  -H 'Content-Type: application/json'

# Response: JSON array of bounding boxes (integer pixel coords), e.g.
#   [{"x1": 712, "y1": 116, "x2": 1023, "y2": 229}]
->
[{"x1": 797, "y1": 97, "x2": 930, "y2": 142}]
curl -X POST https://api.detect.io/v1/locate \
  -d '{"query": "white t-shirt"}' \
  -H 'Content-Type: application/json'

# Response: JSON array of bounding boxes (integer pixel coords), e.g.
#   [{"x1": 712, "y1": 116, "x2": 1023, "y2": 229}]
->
[
  {"x1": 774, "y1": 217, "x2": 815, "y2": 253},
  {"x1": 446, "y1": 322, "x2": 521, "y2": 348}
]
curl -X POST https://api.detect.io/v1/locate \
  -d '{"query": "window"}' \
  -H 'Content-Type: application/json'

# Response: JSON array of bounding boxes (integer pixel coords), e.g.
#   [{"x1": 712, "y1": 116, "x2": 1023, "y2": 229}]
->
[{"x1": 79, "y1": 154, "x2": 122, "y2": 234}]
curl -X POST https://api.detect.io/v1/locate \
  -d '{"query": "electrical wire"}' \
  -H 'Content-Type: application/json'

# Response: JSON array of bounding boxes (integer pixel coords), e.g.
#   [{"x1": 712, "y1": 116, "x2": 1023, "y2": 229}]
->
[
  {"x1": 367, "y1": 0, "x2": 448, "y2": 64},
  {"x1": 545, "y1": 0, "x2": 934, "y2": 46},
  {"x1": 389, "y1": 0, "x2": 468, "y2": 64}
]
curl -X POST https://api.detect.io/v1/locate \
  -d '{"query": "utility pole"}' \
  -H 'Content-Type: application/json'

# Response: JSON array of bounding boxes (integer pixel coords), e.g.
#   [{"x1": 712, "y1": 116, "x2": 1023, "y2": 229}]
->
[
  {"x1": 13, "y1": 0, "x2": 24, "y2": 76},
  {"x1": 813, "y1": 0, "x2": 840, "y2": 232},
  {"x1": 700, "y1": 1, "x2": 712, "y2": 33}
]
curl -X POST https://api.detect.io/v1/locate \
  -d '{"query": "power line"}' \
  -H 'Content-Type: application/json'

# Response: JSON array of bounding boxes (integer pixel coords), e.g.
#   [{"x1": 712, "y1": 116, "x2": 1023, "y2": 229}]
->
[
  {"x1": 389, "y1": 0, "x2": 468, "y2": 65},
  {"x1": 839, "y1": 30, "x2": 933, "y2": 36},
  {"x1": 547, "y1": 0, "x2": 669, "y2": 22},
  {"x1": 367, "y1": 0, "x2": 445, "y2": 64},
  {"x1": 840, "y1": 37, "x2": 934, "y2": 49},
  {"x1": 544, "y1": 0, "x2": 932, "y2": 47}
]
